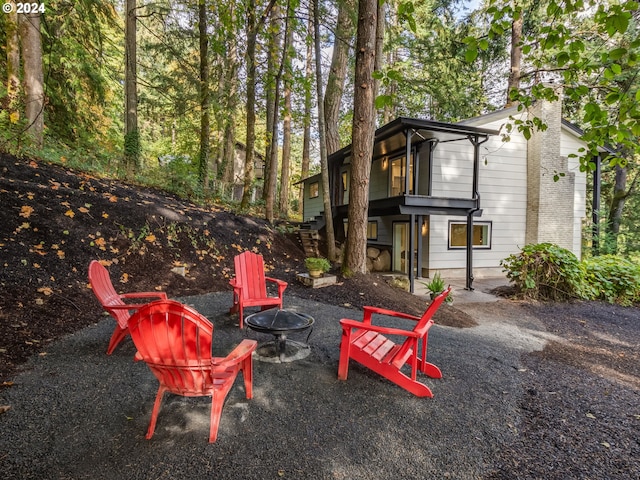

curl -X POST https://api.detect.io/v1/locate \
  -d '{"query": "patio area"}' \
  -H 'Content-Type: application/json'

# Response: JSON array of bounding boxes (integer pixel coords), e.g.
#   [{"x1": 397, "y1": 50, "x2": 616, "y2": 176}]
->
[{"x1": 0, "y1": 291, "x2": 548, "y2": 479}]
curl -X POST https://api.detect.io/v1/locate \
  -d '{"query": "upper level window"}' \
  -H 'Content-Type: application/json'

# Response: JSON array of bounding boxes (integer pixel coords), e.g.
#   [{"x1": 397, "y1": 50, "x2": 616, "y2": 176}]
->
[
  {"x1": 309, "y1": 182, "x2": 319, "y2": 198},
  {"x1": 448, "y1": 221, "x2": 492, "y2": 249},
  {"x1": 389, "y1": 155, "x2": 414, "y2": 196},
  {"x1": 342, "y1": 171, "x2": 348, "y2": 191}
]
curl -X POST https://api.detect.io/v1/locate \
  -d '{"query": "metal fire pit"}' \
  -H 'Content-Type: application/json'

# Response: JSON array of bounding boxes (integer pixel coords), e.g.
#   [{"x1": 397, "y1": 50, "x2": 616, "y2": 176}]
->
[{"x1": 244, "y1": 309, "x2": 314, "y2": 363}]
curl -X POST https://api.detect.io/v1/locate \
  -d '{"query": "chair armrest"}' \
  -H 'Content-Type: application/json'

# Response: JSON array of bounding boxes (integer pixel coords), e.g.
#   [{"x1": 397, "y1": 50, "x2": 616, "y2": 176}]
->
[
  {"x1": 104, "y1": 303, "x2": 149, "y2": 311},
  {"x1": 266, "y1": 277, "x2": 287, "y2": 296},
  {"x1": 265, "y1": 277, "x2": 288, "y2": 291},
  {"x1": 362, "y1": 306, "x2": 421, "y2": 323},
  {"x1": 120, "y1": 292, "x2": 167, "y2": 301},
  {"x1": 339, "y1": 318, "x2": 420, "y2": 338},
  {"x1": 213, "y1": 339, "x2": 258, "y2": 368}
]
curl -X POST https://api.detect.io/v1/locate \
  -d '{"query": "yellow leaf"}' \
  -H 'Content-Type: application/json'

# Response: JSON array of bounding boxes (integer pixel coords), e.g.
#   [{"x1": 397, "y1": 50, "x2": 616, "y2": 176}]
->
[
  {"x1": 56, "y1": 250, "x2": 65, "y2": 259},
  {"x1": 145, "y1": 234, "x2": 156, "y2": 243},
  {"x1": 19, "y1": 205, "x2": 34, "y2": 218},
  {"x1": 120, "y1": 273, "x2": 129, "y2": 283},
  {"x1": 37, "y1": 287, "x2": 53, "y2": 296},
  {"x1": 109, "y1": 195, "x2": 118, "y2": 203},
  {"x1": 64, "y1": 209, "x2": 75, "y2": 218},
  {"x1": 95, "y1": 238, "x2": 106, "y2": 250},
  {"x1": 78, "y1": 207, "x2": 89, "y2": 213},
  {"x1": 33, "y1": 263, "x2": 41, "y2": 268},
  {"x1": 9, "y1": 111, "x2": 19, "y2": 124},
  {"x1": 102, "y1": 212, "x2": 109, "y2": 219}
]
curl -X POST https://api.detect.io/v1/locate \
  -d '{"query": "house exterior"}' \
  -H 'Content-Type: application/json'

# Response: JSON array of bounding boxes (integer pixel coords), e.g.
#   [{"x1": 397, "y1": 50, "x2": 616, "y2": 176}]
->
[{"x1": 301, "y1": 93, "x2": 604, "y2": 291}]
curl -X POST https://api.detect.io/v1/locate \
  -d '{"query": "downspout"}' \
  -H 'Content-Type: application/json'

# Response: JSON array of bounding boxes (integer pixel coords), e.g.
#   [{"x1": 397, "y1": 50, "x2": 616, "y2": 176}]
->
[
  {"x1": 466, "y1": 135, "x2": 489, "y2": 291},
  {"x1": 406, "y1": 129, "x2": 415, "y2": 292},
  {"x1": 592, "y1": 154, "x2": 601, "y2": 256}
]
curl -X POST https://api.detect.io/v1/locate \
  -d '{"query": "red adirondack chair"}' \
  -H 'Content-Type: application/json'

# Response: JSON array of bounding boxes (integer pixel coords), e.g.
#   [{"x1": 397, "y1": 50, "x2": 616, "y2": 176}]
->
[
  {"x1": 127, "y1": 299, "x2": 258, "y2": 443},
  {"x1": 229, "y1": 251, "x2": 288, "y2": 328},
  {"x1": 337, "y1": 287, "x2": 451, "y2": 397},
  {"x1": 88, "y1": 260, "x2": 167, "y2": 354}
]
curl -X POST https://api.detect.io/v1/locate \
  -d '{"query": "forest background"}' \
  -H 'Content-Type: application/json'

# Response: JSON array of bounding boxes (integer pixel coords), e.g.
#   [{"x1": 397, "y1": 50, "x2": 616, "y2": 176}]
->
[{"x1": 1, "y1": 0, "x2": 639, "y2": 265}]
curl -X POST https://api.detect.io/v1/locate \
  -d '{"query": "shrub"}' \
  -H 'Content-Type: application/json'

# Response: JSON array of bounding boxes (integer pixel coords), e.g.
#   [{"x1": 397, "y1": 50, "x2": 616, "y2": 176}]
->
[
  {"x1": 583, "y1": 255, "x2": 640, "y2": 306},
  {"x1": 304, "y1": 257, "x2": 331, "y2": 273},
  {"x1": 501, "y1": 243, "x2": 586, "y2": 301}
]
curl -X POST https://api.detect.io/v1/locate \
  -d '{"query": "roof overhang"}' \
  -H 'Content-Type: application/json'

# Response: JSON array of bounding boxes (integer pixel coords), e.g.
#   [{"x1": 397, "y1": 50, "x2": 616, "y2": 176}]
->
[{"x1": 329, "y1": 117, "x2": 499, "y2": 166}]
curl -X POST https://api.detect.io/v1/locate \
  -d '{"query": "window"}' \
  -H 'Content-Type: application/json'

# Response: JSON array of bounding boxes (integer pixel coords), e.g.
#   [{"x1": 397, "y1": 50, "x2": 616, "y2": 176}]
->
[
  {"x1": 367, "y1": 221, "x2": 378, "y2": 240},
  {"x1": 309, "y1": 182, "x2": 319, "y2": 198},
  {"x1": 448, "y1": 221, "x2": 492, "y2": 249},
  {"x1": 389, "y1": 155, "x2": 414, "y2": 196},
  {"x1": 343, "y1": 220, "x2": 378, "y2": 241},
  {"x1": 342, "y1": 171, "x2": 348, "y2": 191}
]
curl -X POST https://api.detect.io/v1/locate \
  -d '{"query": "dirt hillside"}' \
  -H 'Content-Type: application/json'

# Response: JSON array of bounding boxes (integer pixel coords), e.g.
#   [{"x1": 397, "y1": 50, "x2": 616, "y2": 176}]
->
[{"x1": 0, "y1": 153, "x2": 465, "y2": 382}]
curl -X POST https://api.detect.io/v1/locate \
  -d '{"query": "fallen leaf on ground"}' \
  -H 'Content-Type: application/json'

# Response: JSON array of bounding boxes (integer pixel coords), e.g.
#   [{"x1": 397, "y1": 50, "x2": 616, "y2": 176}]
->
[
  {"x1": 19, "y1": 205, "x2": 34, "y2": 218},
  {"x1": 0, "y1": 405, "x2": 11, "y2": 414}
]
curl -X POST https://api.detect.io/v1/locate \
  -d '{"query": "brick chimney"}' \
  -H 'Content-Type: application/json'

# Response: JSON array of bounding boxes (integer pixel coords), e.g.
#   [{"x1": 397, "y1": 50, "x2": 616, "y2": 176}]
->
[{"x1": 525, "y1": 84, "x2": 577, "y2": 251}]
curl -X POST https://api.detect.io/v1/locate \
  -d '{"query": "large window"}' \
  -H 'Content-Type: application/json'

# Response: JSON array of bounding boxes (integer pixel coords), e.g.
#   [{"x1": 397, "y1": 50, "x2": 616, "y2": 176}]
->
[{"x1": 448, "y1": 221, "x2": 492, "y2": 249}]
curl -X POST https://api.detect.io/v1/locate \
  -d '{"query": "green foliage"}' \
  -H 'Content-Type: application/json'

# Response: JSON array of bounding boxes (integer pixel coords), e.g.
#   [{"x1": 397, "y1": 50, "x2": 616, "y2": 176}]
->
[
  {"x1": 421, "y1": 271, "x2": 453, "y2": 303},
  {"x1": 305, "y1": 256, "x2": 331, "y2": 273},
  {"x1": 583, "y1": 255, "x2": 640, "y2": 306},
  {"x1": 503, "y1": 243, "x2": 640, "y2": 305},
  {"x1": 422, "y1": 271, "x2": 445, "y2": 294},
  {"x1": 468, "y1": 0, "x2": 640, "y2": 169},
  {"x1": 501, "y1": 243, "x2": 587, "y2": 301}
]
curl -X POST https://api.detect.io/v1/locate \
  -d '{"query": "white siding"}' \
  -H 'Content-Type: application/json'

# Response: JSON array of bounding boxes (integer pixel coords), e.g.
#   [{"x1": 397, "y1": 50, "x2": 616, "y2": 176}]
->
[
  {"x1": 561, "y1": 129, "x2": 588, "y2": 257},
  {"x1": 429, "y1": 113, "x2": 528, "y2": 272}
]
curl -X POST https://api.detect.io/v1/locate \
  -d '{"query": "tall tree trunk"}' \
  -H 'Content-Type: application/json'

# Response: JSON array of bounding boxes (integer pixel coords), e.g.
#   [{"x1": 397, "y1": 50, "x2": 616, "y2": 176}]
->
[
  {"x1": 124, "y1": 0, "x2": 138, "y2": 173},
  {"x1": 314, "y1": 0, "x2": 336, "y2": 261},
  {"x1": 19, "y1": 11, "x2": 44, "y2": 148},
  {"x1": 279, "y1": 85, "x2": 292, "y2": 218},
  {"x1": 241, "y1": 0, "x2": 277, "y2": 210},
  {"x1": 264, "y1": 5, "x2": 283, "y2": 222},
  {"x1": 344, "y1": 0, "x2": 377, "y2": 275},
  {"x1": 605, "y1": 165, "x2": 638, "y2": 254},
  {"x1": 219, "y1": 3, "x2": 240, "y2": 195},
  {"x1": 279, "y1": 11, "x2": 294, "y2": 218},
  {"x1": 198, "y1": 0, "x2": 211, "y2": 190},
  {"x1": 241, "y1": 1, "x2": 259, "y2": 209},
  {"x1": 506, "y1": 2, "x2": 523, "y2": 107},
  {"x1": 324, "y1": 0, "x2": 355, "y2": 155},
  {"x1": 299, "y1": 11, "x2": 313, "y2": 214},
  {"x1": 7, "y1": 8, "x2": 21, "y2": 127},
  {"x1": 373, "y1": 0, "x2": 385, "y2": 101}
]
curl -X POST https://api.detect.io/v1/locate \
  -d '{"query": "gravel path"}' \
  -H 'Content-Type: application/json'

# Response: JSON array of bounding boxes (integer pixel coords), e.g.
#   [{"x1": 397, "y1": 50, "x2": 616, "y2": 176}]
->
[{"x1": 1, "y1": 293, "x2": 555, "y2": 479}]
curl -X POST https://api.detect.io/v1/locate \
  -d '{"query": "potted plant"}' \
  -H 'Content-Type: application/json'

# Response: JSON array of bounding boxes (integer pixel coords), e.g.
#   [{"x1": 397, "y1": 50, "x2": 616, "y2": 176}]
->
[
  {"x1": 422, "y1": 272, "x2": 453, "y2": 303},
  {"x1": 305, "y1": 257, "x2": 331, "y2": 278}
]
